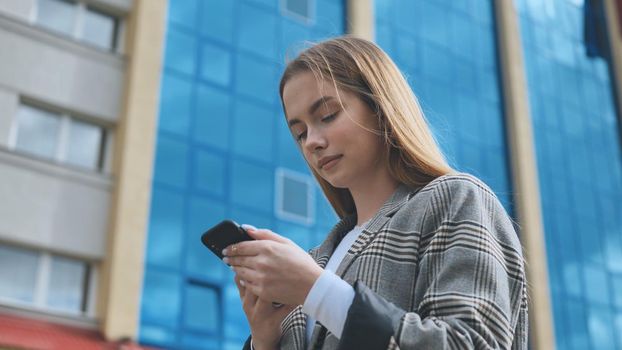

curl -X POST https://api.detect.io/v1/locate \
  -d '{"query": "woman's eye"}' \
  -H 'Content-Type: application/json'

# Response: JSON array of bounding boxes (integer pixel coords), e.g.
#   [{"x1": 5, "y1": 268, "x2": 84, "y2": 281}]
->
[
  {"x1": 322, "y1": 112, "x2": 337, "y2": 122},
  {"x1": 296, "y1": 131, "x2": 307, "y2": 142}
]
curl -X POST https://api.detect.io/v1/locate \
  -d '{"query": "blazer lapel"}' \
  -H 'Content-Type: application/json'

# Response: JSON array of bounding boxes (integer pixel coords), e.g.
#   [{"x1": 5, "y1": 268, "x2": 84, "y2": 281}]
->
[{"x1": 334, "y1": 183, "x2": 417, "y2": 278}]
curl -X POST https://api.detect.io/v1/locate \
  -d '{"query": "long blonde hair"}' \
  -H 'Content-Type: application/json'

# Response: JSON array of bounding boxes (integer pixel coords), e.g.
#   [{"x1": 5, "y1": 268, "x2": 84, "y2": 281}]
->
[{"x1": 280, "y1": 36, "x2": 452, "y2": 219}]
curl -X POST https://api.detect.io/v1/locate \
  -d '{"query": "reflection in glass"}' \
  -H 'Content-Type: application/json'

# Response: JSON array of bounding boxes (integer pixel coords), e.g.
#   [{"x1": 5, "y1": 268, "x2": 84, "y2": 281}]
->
[
  {"x1": 183, "y1": 284, "x2": 219, "y2": 332},
  {"x1": 15, "y1": 105, "x2": 61, "y2": 160},
  {"x1": 46, "y1": 256, "x2": 87, "y2": 313},
  {"x1": 0, "y1": 245, "x2": 39, "y2": 303},
  {"x1": 141, "y1": 269, "x2": 181, "y2": 327},
  {"x1": 82, "y1": 7, "x2": 116, "y2": 50},
  {"x1": 282, "y1": 175, "x2": 308, "y2": 218},
  {"x1": 65, "y1": 119, "x2": 102, "y2": 170},
  {"x1": 37, "y1": 0, "x2": 77, "y2": 36}
]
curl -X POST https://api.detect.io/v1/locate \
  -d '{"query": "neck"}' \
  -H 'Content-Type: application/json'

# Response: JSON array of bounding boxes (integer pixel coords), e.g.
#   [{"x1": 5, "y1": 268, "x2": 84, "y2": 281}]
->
[{"x1": 348, "y1": 171, "x2": 400, "y2": 227}]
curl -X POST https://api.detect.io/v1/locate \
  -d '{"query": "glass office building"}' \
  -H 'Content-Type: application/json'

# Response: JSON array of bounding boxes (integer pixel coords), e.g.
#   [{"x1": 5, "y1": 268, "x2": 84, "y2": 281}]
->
[
  {"x1": 139, "y1": 0, "x2": 346, "y2": 348},
  {"x1": 1, "y1": 0, "x2": 620, "y2": 349},
  {"x1": 137, "y1": 0, "x2": 622, "y2": 349}
]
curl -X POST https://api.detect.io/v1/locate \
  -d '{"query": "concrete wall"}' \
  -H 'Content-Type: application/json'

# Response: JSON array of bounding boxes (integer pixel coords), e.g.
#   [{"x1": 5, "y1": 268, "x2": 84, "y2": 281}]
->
[
  {"x1": 0, "y1": 149, "x2": 111, "y2": 259},
  {"x1": 0, "y1": 0, "x2": 129, "y2": 261},
  {"x1": 0, "y1": 12, "x2": 125, "y2": 122}
]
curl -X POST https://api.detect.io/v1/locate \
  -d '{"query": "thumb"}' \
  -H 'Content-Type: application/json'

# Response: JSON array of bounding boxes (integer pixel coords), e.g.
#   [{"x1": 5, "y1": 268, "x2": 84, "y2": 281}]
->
[{"x1": 244, "y1": 226, "x2": 289, "y2": 244}]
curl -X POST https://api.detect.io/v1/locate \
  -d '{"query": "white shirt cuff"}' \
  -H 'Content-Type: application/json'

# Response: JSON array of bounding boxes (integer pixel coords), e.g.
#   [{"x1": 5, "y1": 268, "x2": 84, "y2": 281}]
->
[{"x1": 302, "y1": 269, "x2": 355, "y2": 338}]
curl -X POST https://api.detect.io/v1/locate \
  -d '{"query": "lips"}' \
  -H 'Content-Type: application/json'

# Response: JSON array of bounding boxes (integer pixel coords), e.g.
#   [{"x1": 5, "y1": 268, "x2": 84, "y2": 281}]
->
[{"x1": 318, "y1": 155, "x2": 342, "y2": 169}]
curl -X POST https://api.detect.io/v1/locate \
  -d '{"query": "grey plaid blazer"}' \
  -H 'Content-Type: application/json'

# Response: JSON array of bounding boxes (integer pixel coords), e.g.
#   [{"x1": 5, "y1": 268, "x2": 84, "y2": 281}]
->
[{"x1": 248, "y1": 173, "x2": 528, "y2": 350}]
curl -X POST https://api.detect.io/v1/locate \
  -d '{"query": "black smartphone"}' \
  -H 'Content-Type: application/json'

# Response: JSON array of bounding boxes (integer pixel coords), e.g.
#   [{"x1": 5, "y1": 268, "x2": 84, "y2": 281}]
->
[{"x1": 201, "y1": 219, "x2": 254, "y2": 260}]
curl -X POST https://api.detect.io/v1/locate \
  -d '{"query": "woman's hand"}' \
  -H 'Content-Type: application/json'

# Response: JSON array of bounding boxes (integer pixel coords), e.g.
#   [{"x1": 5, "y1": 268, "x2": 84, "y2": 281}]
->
[
  {"x1": 234, "y1": 274, "x2": 294, "y2": 350},
  {"x1": 224, "y1": 226, "x2": 324, "y2": 306}
]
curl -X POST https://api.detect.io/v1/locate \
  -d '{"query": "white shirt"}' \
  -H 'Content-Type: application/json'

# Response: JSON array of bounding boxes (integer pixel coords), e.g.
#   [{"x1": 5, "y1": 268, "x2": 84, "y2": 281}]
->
[{"x1": 302, "y1": 219, "x2": 370, "y2": 343}]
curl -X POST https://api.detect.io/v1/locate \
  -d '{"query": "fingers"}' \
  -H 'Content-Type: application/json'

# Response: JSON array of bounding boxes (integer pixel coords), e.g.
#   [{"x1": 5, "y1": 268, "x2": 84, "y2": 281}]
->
[
  {"x1": 243, "y1": 282, "x2": 258, "y2": 309},
  {"x1": 223, "y1": 240, "x2": 263, "y2": 257},
  {"x1": 245, "y1": 227, "x2": 290, "y2": 244},
  {"x1": 236, "y1": 273, "x2": 259, "y2": 311},
  {"x1": 233, "y1": 265, "x2": 260, "y2": 285},
  {"x1": 223, "y1": 255, "x2": 254, "y2": 268},
  {"x1": 234, "y1": 274, "x2": 245, "y2": 299}
]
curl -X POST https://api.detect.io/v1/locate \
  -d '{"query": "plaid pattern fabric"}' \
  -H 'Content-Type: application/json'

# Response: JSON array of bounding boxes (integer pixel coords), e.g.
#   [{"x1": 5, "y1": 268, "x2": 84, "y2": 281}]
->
[{"x1": 277, "y1": 173, "x2": 528, "y2": 350}]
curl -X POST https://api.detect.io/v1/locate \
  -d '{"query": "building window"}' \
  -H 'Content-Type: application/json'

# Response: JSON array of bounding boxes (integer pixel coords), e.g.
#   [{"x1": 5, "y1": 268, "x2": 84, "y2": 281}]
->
[
  {"x1": 281, "y1": 0, "x2": 314, "y2": 24},
  {"x1": 183, "y1": 281, "x2": 220, "y2": 334},
  {"x1": 35, "y1": 0, "x2": 121, "y2": 51},
  {"x1": 275, "y1": 168, "x2": 315, "y2": 225},
  {"x1": 12, "y1": 103, "x2": 109, "y2": 173},
  {"x1": 81, "y1": 6, "x2": 119, "y2": 50},
  {"x1": 0, "y1": 244, "x2": 95, "y2": 316}
]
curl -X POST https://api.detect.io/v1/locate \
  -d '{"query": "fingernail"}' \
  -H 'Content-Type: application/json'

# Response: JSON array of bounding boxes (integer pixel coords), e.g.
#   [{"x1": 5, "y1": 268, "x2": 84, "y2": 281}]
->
[
  {"x1": 240, "y1": 279, "x2": 246, "y2": 286},
  {"x1": 222, "y1": 257, "x2": 229, "y2": 264},
  {"x1": 222, "y1": 248, "x2": 228, "y2": 256},
  {"x1": 241, "y1": 224, "x2": 256, "y2": 231}
]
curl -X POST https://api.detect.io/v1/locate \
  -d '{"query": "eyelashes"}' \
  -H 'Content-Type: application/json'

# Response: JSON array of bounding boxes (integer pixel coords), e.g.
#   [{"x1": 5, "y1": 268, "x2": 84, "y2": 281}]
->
[{"x1": 295, "y1": 112, "x2": 338, "y2": 142}]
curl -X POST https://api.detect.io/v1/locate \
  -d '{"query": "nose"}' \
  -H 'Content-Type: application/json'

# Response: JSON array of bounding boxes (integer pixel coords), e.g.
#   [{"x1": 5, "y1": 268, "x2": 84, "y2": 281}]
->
[{"x1": 303, "y1": 127, "x2": 327, "y2": 154}]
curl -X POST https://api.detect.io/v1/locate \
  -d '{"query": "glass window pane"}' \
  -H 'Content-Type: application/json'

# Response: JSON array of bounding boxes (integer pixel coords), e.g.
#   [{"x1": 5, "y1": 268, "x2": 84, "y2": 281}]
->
[
  {"x1": 0, "y1": 245, "x2": 39, "y2": 303},
  {"x1": 153, "y1": 136, "x2": 189, "y2": 188},
  {"x1": 194, "y1": 150, "x2": 226, "y2": 196},
  {"x1": 168, "y1": 0, "x2": 197, "y2": 29},
  {"x1": 37, "y1": 0, "x2": 77, "y2": 36},
  {"x1": 140, "y1": 324, "x2": 176, "y2": 345},
  {"x1": 141, "y1": 269, "x2": 181, "y2": 327},
  {"x1": 193, "y1": 85, "x2": 230, "y2": 150},
  {"x1": 147, "y1": 188, "x2": 184, "y2": 269},
  {"x1": 232, "y1": 100, "x2": 274, "y2": 162},
  {"x1": 81, "y1": 7, "x2": 116, "y2": 50},
  {"x1": 200, "y1": 43, "x2": 231, "y2": 86},
  {"x1": 200, "y1": 0, "x2": 234, "y2": 42},
  {"x1": 15, "y1": 105, "x2": 61, "y2": 160},
  {"x1": 183, "y1": 283, "x2": 219, "y2": 332},
  {"x1": 164, "y1": 27, "x2": 197, "y2": 75},
  {"x1": 237, "y1": 3, "x2": 277, "y2": 59},
  {"x1": 282, "y1": 174, "x2": 309, "y2": 218},
  {"x1": 46, "y1": 255, "x2": 86, "y2": 313},
  {"x1": 284, "y1": 0, "x2": 310, "y2": 19},
  {"x1": 65, "y1": 119, "x2": 102, "y2": 170},
  {"x1": 235, "y1": 55, "x2": 278, "y2": 104},
  {"x1": 185, "y1": 196, "x2": 227, "y2": 280},
  {"x1": 230, "y1": 159, "x2": 273, "y2": 212},
  {"x1": 159, "y1": 73, "x2": 192, "y2": 136}
]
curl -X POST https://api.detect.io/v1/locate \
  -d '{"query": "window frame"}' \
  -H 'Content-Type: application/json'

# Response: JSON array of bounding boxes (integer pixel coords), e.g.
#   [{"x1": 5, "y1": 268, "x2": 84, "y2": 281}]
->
[
  {"x1": 280, "y1": 0, "x2": 315, "y2": 25},
  {"x1": 32, "y1": 0, "x2": 122, "y2": 52},
  {"x1": 274, "y1": 167, "x2": 315, "y2": 226},
  {"x1": 182, "y1": 279, "x2": 222, "y2": 336},
  {"x1": 0, "y1": 244, "x2": 97, "y2": 318},
  {"x1": 8, "y1": 101, "x2": 110, "y2": 173}
]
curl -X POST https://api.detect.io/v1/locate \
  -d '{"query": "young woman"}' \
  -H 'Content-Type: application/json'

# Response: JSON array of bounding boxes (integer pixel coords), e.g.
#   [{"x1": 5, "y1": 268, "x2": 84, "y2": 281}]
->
[{"x1": 222, "y1": 36, "x2": 528, "y2": 350}]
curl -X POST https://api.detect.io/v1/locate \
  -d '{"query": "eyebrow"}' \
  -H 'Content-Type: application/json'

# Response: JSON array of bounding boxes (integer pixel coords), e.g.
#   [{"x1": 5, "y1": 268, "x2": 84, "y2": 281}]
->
[{"x1": 287, "y1": 96, "x2": 335, "y2": 128}]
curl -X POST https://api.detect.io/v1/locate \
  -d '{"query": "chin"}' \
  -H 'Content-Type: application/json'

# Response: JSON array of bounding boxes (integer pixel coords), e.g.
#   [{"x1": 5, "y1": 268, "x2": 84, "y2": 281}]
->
[{"x1": 322, "y1": 175, "x2": 350, "y2": 189}]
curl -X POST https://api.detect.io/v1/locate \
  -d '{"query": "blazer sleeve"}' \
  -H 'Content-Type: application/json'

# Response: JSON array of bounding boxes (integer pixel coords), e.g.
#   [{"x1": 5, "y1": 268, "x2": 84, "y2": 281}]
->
[{"x1": 337, "y1": 177, "x2": 528, "y2": 350}]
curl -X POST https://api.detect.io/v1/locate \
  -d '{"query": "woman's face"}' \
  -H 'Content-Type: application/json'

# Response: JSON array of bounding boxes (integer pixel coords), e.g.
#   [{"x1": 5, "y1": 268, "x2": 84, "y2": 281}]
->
[{"x1": 282, "y1": 71, "x2": 387, "y2": 189}]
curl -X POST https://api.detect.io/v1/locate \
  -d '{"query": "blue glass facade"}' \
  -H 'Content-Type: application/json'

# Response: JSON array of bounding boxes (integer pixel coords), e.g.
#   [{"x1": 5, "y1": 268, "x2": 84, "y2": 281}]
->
[
  {"x1": 516, "y1": 0, "x2": 622, "y2": 349},
  {"x1": 140, "y1": 0, "x2": 622, "y2": 349},
  {"x1": 375, "y1": 0, "x2": 513, "y2": 210},
  {"x1": 140, "y1": 0, "x2": 345, "y2": 348}
]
